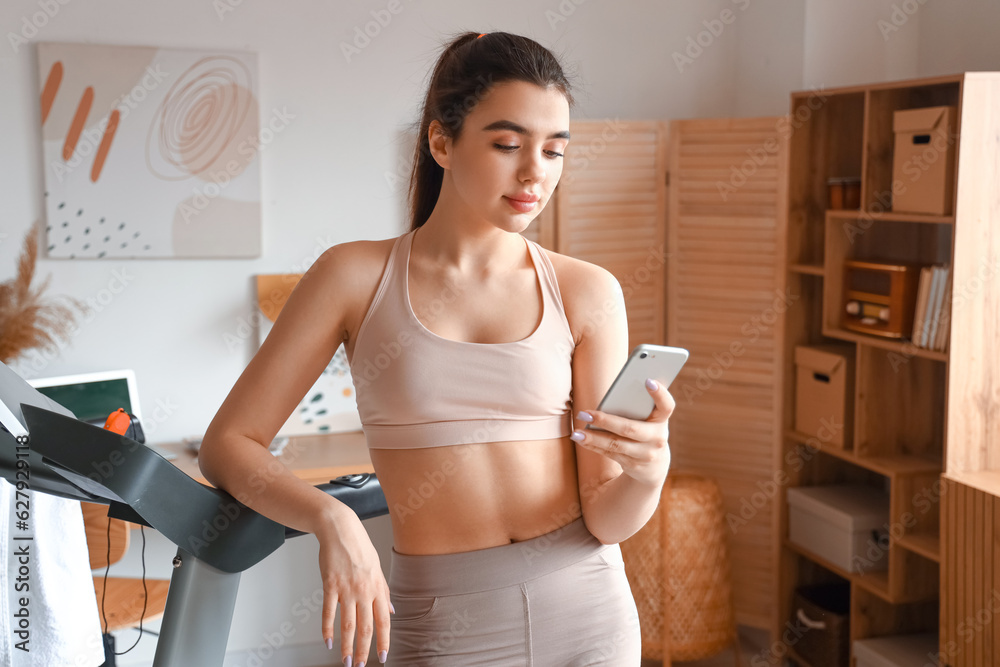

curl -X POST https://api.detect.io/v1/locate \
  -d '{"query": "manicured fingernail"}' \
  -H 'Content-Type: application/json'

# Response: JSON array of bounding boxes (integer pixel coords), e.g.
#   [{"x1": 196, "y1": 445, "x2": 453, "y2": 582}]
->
[
  {"x1": 576, "y1": 411, "x2": 593, "y2": 423},
  {"x1": 379, "y1": 650, "x2": 388, "y2": 663},
  {"x1": 646, "y1": 378, "x2": 658, "y2": 391},
  {"x1": 570, "y1": 430, "x2": 585, "y2": 442},
  {"x1": 344, "y1": 657, "x2": 352, "y2": 667},
  {"x1": 390, "y1": 601, "x2": 395, "y2": 614},
  {"x1": 326, "y1": 638, "x2": 333, "y2": 650},
  {"x1": 358, "y1": 662, "x2": 365, "y2": 667}
]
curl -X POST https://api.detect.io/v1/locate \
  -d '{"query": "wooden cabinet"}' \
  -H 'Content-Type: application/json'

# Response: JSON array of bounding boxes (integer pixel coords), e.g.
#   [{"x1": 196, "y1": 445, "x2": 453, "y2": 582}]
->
[{"x1": 777, "y1": 72, "x2": 1000, "y2": 666}]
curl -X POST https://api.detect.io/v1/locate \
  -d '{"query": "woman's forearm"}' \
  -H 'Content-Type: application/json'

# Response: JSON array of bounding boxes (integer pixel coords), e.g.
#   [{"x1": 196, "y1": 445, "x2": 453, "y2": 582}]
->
[
  {"x1": 584, "y1": 472, "x2": 666, "y2": 545},
  {"x1": 197, "y1": 433, "x2": 355, "y2": 536}
]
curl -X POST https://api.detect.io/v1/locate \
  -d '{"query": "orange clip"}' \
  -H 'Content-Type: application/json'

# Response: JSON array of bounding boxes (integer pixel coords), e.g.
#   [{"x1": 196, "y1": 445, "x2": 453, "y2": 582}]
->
[
  {"x1": 477, "y1": 33, "x2": 487, "y2": 39},
  {"x1": 103, "y1": 408, "x2": 131, "y2": 435}
]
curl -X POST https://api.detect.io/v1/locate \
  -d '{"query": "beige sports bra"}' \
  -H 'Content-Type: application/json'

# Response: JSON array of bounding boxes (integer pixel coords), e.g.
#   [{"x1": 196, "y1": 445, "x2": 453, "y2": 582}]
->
[{"x1": 349, "y1": 228, "x2": 575, "y2": 449}]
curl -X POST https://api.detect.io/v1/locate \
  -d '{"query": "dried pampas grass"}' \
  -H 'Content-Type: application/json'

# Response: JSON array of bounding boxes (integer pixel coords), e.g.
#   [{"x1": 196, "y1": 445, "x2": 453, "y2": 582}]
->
[{"x1": 0, "y1": 227, "x2": 86, "y2": 364}]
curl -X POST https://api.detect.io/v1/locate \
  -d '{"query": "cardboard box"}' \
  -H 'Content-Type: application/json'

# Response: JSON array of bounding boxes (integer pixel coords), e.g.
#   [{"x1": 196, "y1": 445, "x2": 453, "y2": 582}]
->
[
  {"x1": 795, "y1": 344, "x2": 855, "y2": 448},
  {"x1": 787, "y1": 485, "x2": 890, "y2": 573},
  {"x1": 891, "y1": 105, "x2": 957, "y2": 215},
  {"x1": 853, "y1": 633, "x2": 939, "y2": 667}
]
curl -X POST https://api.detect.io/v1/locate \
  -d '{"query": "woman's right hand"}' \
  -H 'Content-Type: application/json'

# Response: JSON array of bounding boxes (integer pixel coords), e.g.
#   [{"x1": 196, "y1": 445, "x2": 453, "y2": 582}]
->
[{"x1": 317, "y1": 507, "x2": 393, "y2": 666}]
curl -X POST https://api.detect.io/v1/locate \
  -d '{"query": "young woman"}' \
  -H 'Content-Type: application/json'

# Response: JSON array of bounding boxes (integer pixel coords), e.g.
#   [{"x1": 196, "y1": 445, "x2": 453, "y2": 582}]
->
[{"x1": 198, "y1": 31, "x2": 674, "y2": 666}]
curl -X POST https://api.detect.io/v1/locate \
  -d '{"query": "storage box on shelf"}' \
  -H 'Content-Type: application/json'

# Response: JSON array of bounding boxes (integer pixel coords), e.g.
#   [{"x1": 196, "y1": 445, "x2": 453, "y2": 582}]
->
[
  {"x1": 853, "y1": 632, "x2": 940, "y2": 667},
  {"x1": 787, "y1": 485, "x2": 890, "y2": 574},
  {"x1": 789, "y1": 582, "x2": 851, "y2": 667},
  {"x1": 775, "y1": 72, "x2": 1000, "y2": 665},
  {"x1": 794, "y1": 344, "x2": 855, "y2": 449},
  {"x1": 890, "y1": 105, "x2": 957, "y2": 216}
]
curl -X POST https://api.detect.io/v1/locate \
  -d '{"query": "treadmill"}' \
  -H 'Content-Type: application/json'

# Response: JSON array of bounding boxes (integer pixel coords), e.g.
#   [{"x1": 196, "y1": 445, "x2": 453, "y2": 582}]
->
[{"x1": 0, "y1": 362, "x2": 388, "y2": 666}]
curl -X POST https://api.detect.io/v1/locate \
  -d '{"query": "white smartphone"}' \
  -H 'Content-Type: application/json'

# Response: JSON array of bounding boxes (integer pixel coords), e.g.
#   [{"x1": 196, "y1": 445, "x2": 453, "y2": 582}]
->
[{"x1": 585, "y1": 344, "x2": 689, "y2": 427}]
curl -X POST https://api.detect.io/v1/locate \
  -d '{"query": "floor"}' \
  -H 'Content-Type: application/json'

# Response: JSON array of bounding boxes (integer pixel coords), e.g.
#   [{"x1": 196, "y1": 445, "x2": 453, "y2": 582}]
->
[
  {"x1": 640, "y1": 625, "x2": 770, "y2": 666},
  {"x1": 308, "y1": 625, "x2": 771, "y2": 666}
]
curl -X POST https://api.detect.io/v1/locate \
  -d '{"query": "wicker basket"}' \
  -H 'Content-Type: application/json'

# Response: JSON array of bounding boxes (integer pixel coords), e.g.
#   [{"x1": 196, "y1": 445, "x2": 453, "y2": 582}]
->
[{"x1": 620, "y1": 473, "x2": 738, "y2": 663}]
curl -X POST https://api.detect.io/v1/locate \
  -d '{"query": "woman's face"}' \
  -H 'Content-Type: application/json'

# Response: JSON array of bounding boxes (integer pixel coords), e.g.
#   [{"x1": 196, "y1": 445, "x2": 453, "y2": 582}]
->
[{"x1": 432, "y1": 80, "x2": 571, "y2": 233}]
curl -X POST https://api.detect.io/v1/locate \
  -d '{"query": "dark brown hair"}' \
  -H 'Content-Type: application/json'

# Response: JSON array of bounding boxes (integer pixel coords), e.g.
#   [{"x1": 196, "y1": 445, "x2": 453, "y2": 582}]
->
[{"x1": 407, "y1": 31, "x2": 574, "y2": 231}]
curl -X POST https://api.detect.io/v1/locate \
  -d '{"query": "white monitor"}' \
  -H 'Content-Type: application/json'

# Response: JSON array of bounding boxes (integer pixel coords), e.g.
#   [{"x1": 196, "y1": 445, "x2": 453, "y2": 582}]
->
[
  {"x1": 26, "y1": 369, "x2": 177, "y2": 460},
  {"x1": 28, "y1": 369, "x2": 143, "y2": 425}
]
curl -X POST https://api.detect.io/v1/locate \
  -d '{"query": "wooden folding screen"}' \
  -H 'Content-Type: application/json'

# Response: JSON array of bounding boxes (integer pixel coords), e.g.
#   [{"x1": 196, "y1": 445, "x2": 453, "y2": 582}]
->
[
  {"x1": 530, "y1": 120, "x2": 669, "y2": 350},
  {"x1": 664, "y1": 117, "x2": 788, "y2": 630},
  {"x1": 532, "y1": 117, "x2": 786, "y2": 631}
]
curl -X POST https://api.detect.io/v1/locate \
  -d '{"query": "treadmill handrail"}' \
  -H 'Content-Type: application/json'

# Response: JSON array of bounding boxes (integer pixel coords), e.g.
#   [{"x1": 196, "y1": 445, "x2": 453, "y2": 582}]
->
[{"x1": 19, "y1": 404, "x2": 388, "y2": 573}]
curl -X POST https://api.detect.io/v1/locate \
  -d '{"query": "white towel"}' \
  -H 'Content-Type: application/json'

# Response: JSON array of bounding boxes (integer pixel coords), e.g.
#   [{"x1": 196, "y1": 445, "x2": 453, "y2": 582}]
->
[{"x1": 0, "y1": 478, "x2": 106, "y2": 667}]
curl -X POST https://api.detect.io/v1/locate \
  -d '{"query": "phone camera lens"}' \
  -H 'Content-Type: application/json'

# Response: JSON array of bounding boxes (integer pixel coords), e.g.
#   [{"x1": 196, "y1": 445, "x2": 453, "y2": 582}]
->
[{"x1": 639, "y1": 352, "x2": 647, "y2": 359}]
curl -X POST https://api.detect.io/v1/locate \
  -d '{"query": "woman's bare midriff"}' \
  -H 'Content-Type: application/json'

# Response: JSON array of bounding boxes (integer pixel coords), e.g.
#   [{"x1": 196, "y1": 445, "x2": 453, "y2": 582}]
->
[{"x1": 368, "y1": 437, "x2": 582, "y2": 555}]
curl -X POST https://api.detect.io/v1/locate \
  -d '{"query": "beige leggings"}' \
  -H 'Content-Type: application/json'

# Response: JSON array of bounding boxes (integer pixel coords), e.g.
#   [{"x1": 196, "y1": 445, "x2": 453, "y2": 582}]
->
[{"x1": 386, "y1": 516, "x2": 642, "y2": 666}]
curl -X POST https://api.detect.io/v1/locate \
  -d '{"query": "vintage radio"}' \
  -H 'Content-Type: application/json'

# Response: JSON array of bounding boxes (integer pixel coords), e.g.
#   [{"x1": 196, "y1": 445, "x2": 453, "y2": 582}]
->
[{"x1": 841, "y1": 260, "x2": 921, "y2": 338}]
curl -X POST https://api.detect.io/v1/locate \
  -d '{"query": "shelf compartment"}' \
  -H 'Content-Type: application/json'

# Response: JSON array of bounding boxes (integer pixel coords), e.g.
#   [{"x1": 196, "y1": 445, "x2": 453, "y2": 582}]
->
[
  {"x1": 889, "y1": 539, "x2": 940, "y2": 601},
  {"x1": 825, "y1": 208, "x2": 955, "y2": 225},
  {"x1": 893, "y1": 471, "x2": 942, "y2": 565},
  {"x1": 854, "y1": 345, "x2": 946, "y2": 463},
  {"x1": 787, "y1": 91, "x2": 865, "y2": 268},
  {"x1": 786, "y1": 430, "x2": 941, "y2": 479},
  {"x1": 895, "y1": 532, "x2": 941, "y2": 563},
  {"x1": 783, "y1": 538, "x2": 893, "y2": 602},
  {"x1": 820, "y1": 326, "x2": 949, "y2": 362},
  {"x1": 822, "y1": 212, "x2": 953, "y2": 354},
  {"x1": 862, "y1": 81, "x2": 961, "y2": 215},
  {"x1": 850, "y1": 585, "x2": 940, "y2": 644}
]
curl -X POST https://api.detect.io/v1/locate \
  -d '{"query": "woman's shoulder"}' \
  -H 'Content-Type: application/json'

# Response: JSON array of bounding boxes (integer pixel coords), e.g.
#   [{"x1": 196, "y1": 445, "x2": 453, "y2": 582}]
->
[
  {"x1": 306, "y1": 233, "x2": 404, "y2": 299},
  {"x1": 539, "y1": 245, "x2": 621, "y2": 301},
  {"x1": 537, "y1": 245, "x2": 624, "y2": 333}
]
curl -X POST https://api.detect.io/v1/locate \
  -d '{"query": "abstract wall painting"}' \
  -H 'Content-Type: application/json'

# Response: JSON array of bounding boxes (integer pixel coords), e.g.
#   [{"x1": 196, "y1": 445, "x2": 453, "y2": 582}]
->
[{"x1": 37, "y1": 42, "x2": 262, "y2": 259}]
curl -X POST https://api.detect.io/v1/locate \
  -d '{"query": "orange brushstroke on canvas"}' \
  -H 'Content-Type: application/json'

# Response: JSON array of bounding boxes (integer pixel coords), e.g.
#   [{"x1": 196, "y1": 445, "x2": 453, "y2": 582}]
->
[
  {"x1": 91, "y1": 108, "x2": 120, "y2": 183},
  {"x1": 62, "y1": 86, "x2": 94, "y2": 161},
  {"x1": 40, "y1": 61, "x2": 63, "y2": 125}
]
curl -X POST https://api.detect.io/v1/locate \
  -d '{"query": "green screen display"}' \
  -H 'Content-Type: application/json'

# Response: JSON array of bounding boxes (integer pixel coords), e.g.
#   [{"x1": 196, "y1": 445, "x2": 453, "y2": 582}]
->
[{"x1": 34, "y1": 379, "x2": 133, "y2": 423}]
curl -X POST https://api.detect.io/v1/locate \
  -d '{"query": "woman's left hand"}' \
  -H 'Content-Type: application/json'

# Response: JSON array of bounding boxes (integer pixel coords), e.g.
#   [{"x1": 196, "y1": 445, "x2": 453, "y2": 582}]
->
[{"x1": 571, "y1": 378, "x2": 675, "y2": 486}]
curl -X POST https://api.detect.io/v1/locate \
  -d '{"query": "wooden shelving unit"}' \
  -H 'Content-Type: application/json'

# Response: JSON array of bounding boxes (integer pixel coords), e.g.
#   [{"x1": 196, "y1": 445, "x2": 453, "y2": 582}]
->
[{"x1": 776, "y1": 72, "x2": 1000, "y2": 666}]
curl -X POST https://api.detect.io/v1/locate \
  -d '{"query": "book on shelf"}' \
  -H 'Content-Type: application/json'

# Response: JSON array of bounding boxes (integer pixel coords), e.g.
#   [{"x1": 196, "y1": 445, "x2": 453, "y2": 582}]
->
[
  {"x1": 933, "y1": 269, "x2": 953, "y2": 352},
  {"x1": 925, "y1": 266, "x2": 946, "y2": 348},
  {"x1": 911, "y1": 266, "x2": 933, "y2": 347},
  {"x1": 910, "y1": 264, "x2": 951, "y2": 350}
]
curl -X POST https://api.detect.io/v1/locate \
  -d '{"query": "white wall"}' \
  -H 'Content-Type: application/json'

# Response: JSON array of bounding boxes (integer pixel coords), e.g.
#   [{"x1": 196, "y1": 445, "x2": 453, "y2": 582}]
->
[{"x1": 0, "y1": 1, "x2": 996, "y2": 664}]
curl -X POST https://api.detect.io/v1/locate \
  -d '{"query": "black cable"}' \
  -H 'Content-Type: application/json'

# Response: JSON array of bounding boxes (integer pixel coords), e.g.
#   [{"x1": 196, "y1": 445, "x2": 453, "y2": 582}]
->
[
  {"x1": 114, "y1": 524, "x2": 148, "y2": 655},
  {"x1": 99, "y1": 518, "x2": 148, "y2": 655}
]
